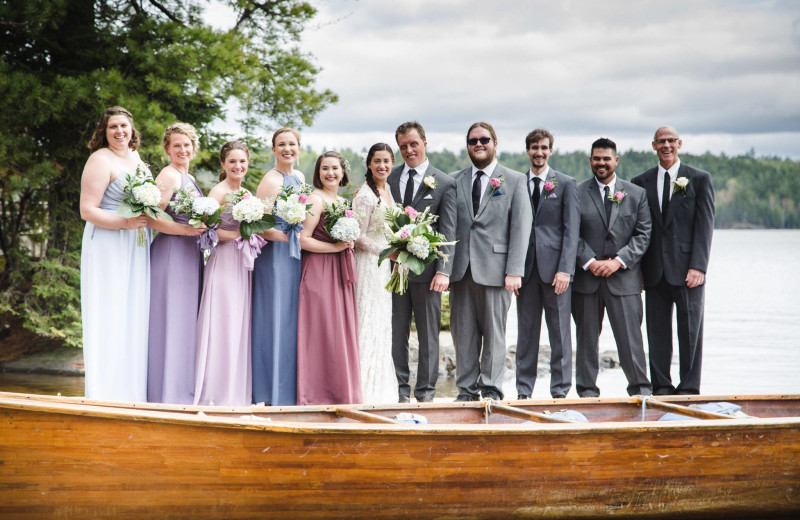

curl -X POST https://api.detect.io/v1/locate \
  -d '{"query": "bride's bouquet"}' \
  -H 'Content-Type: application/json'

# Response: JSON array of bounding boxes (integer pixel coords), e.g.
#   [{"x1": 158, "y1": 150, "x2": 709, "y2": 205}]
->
[
  {"x1": 117, "y1": 163, "x2": 173, "y2": 246},
  {"x1": 273, "y1": 184, "x2": 314, "y2": 259},
  {"x1": 323, "y1": 199, "x2": 361, "y2": 242},
  {"x1": 227, "y1": 189, "x2": 276, "y2": 241},
  {"x1": 378, "y1": 204, "x2": 455, "y2": 294},
  {"x1": 169, "y1": 187, "x2": 225, "y2": 251}
]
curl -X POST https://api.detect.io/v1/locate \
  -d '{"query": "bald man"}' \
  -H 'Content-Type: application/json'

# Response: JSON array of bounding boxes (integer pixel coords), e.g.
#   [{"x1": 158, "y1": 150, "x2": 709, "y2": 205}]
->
[{"x1": 632, "y1": 126, "x2": 715, "y2": 395}]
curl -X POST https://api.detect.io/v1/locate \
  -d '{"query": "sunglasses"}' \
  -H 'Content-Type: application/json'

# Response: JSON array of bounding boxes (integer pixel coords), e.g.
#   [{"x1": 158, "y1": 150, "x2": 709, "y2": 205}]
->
[{"x1": 467, "y1": 137, "x2": 493, "y2": 146}]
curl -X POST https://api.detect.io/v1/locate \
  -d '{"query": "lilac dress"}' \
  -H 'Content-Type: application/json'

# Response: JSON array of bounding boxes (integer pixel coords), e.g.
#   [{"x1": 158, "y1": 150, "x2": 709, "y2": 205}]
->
[
  {"x1": 147, "y1": 173, "x2": 204, "y2": 404},
  {"x1": 193, "y1": 208, "x2": 253, "y2": 406},
  {"x1": 296, "y1": 212, "x2": 362, "y2": 405}
]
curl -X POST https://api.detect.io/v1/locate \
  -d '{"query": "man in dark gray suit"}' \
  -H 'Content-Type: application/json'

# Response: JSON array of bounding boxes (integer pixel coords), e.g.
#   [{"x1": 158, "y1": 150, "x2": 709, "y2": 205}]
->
[
  {"x1": 450, "y1": 122, "x2": 532, "y2": 401},
  {"x1": 632, "y1": 126, "x2": 714, "y2": 395},
  {"x1": 516, "y1": 129, "x2": 579, "y2": 400},
  {"x1": 389, "y1": 121, "x2": 457, "y2": 403},
  {"x1": 573, "y1": 138, "x2": 652, "y2": 397}
]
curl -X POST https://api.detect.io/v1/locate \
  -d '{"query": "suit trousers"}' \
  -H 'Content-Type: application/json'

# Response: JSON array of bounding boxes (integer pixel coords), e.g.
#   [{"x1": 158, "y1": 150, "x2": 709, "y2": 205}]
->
[
  {"x1": 516, "y1": 268, "x2": 572, "y2": 397},
  {"x1": 572, "y1": 281, "x2": 652, "y2": 397},
  {"x1": 391, "y1": 283, "x2": 441, "y2": 400},
  {"x1": 450, "y1": 270, "x2": 511, "y2": 399},
  {"x1": 646, "y1": 277, "x2": 705, "y2": 395}
]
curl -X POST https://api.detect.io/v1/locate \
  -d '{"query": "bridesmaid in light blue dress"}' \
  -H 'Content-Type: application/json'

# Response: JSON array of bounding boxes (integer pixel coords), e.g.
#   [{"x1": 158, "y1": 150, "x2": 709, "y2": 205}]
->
[
  {"x1": 252, "y1": 128, "x2": 305, "y2": 405},
  {"x1": 80, "y1": 106, "x2": 151, "y2": 402}
]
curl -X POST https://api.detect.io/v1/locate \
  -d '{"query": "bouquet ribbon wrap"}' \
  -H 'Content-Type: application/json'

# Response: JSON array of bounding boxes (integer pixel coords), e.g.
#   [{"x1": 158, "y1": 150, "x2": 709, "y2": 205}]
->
[
  {"x1": 197, "y1": 227, "x2": 218, "y2": 252},
  {"x1": 276, "y1": 219, "x2": 303, "y2": 260},
  {"x1": 341, "y1": 248, "x2": 357, "y2": 286},
  {"x1": 235, "y1": 234, "x2": 267, "y2": 271}
]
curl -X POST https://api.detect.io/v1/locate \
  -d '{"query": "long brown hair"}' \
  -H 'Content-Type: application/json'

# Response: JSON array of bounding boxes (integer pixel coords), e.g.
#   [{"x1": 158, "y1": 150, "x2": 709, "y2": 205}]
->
[
  {"x1": 87, "y1": 106, "x2": 141, "y2": 153},
  {"x1": 218, "y1": 141, "x2": 250, "y2": 181}
]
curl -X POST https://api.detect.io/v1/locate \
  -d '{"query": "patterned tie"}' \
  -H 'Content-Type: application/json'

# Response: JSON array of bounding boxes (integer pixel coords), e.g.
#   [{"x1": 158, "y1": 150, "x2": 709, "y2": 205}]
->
[
  {"x1": 532, "y1": 177, "x2": 541, "y2": 212},
  {"x1": 403, "y1": 169, "x2": 417, "y2": 206},
  {"x1": 603, "y1": 186, "x2": 612, "y2": 222},
  {"x1": 661, "y1": 171, "x2": 671, "y2": 224},
  {"x1": 472, "y1": 170, "x2": 484, "y2": 214}
]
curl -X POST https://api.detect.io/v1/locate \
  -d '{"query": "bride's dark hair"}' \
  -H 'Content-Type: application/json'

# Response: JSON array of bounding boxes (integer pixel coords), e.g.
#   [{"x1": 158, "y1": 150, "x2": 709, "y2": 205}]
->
[{"x1": 365, "y1": 143, "x2": 394, "y2": 205}]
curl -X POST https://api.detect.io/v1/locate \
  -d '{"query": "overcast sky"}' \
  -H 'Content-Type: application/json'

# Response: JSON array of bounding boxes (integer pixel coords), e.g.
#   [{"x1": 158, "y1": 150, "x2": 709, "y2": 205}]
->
[{"x1": 210, "y1": 0, "x2": 800, "y2": 159}]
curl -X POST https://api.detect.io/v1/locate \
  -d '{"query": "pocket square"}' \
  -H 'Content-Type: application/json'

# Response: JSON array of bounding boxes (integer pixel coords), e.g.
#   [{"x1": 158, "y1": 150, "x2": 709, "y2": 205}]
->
[
  {"x1": 547, "y1": 193, "x2": 557, "y2": 199},
  {"x1": 424, "y1": 194, "x2": 433, "y2": 199},
  {"x1": 492, "y1": 190, "x2": 504, "y2": 196}
]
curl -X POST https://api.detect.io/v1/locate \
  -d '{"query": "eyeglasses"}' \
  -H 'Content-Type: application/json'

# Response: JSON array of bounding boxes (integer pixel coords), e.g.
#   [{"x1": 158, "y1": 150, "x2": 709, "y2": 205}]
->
[
  {"x1": 467, "y1": 137, "x2": 492, "y2": 146},
  {"x1": 654, "y1": 138, "x2": 679, "y2": 145}
]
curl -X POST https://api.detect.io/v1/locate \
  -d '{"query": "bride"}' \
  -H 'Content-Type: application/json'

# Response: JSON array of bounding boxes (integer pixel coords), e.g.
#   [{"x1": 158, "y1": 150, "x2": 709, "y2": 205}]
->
[{"x1": 353, "y1": 143, "x2": 397, "y2": 404}]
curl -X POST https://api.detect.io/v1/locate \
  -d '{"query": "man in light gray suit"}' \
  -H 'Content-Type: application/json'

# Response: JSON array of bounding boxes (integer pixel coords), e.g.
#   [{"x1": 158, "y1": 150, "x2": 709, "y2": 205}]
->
[
  {"x1": 389, "y1": 121, "x2": 457, "y2": 403},
  {"x1": 450, "y1": 122, "x2": 532, "y2": 401},
  {"x1": 516, "y1": 129, "x2": 579, "y2": 400},
  {"x1": 572, "y1": 138, "x2": 653, "y2": 397}
]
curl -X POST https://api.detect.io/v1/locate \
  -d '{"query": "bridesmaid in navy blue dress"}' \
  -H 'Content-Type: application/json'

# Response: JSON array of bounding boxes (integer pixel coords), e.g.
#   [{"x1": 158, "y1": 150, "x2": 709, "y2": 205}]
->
[{"x1": 251, "y1": 128, "x2": 305, "y2": 405}]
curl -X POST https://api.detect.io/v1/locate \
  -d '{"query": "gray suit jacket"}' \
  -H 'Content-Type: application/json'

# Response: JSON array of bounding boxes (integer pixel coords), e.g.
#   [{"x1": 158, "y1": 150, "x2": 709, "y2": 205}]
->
[
  {"x1": 631, "y1": 163, "x2": 714, "y2": 287},
  {"x1": 574, "y1": 178, "x2": 651, "y2": 296},
  {"x1": 524, "y1": 169, "x2": 580, "y2": 283},
  {"x1": 388, "y1": 163, "x2": 457, "y2": 282},
  {"x1": 450, "y1": 163, "x2": 532, "y2": 287}
]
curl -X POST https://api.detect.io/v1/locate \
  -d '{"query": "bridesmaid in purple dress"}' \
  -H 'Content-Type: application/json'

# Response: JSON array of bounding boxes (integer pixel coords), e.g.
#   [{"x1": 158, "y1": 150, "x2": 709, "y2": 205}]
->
[
  {"x1": 297, "y1": 152, "x2": 362, "y2": 405},
  {"x1": 147, "y1": 123, "x2": 206, "y2": 404},
  {"x1": 194, "y1": 141, "x2": 258, "y2": 406}
]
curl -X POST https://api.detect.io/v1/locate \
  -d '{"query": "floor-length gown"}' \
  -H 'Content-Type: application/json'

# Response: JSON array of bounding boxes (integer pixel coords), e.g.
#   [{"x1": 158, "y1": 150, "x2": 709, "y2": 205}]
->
[
  {"x1": 353, "y1": 187, "x2": 397, "y2": 404},
  {"x1": 251, "y1": 172, "x2": 302, "y2": 405},
  {"x1": 147, "y1": 173, "x2": 204, "y2": 404},
  {"x1": 296, "y1": 212, "x2": 362, "y2": 405},
  {"x1": 81, "y1": 174, "x2": 150, "y2": 402},
  {"x1": 193, "y1": 209, "x2": 253, "y2": 406}
]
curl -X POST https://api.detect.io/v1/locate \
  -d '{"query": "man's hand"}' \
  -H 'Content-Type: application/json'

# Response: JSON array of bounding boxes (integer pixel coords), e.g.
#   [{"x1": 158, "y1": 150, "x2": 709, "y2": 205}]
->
[
  {"x1": 430, "y1": 273, "x2": 450, "y2": 292},
  {"x1": 506, "y1": 274, "x2": 522, "y2": 295},
  {"x1": 552, "y1": 272, "x2": 571, "y2": 295},
  {"x1": 686, "y1": 268, "x2": 705, "y2": 288}
]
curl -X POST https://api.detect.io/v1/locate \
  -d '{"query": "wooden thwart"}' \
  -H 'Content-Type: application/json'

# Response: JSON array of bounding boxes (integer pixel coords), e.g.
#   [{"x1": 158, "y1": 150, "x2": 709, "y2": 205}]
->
[
  {"x1": 486, "y1": 402, "x2": 575, "y2": 424},
  {"x1": 636, "y1": 396, "x2": 737, "y2": 420},
  {"x1": 333, "y1": 408, "x2": 400, "y2": 424}
]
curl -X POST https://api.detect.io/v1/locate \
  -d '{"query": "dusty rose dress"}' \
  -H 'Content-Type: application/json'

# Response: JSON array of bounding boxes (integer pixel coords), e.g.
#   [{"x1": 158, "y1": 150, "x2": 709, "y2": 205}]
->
[{"x1": 296, "y1": 212, "x2": 362, "y2": 405}]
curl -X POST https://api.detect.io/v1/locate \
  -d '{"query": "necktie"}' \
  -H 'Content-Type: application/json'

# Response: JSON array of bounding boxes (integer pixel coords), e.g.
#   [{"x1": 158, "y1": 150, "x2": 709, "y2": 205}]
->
[
  {"x1": 603, "y1": 186, "x2": 612, "y2": 222},
  {"x1": 532, "y1": 177, "x2": 541, "y2": 212},
  {"x1": 661, "y1": 171, "x2": 671, "y2": 224},
  {"x1": 472, "y1": 170, "x2": 484, "y2": 214},
  {"x1": 403, "y1": 169, "x2": 417, "y2": 206}
]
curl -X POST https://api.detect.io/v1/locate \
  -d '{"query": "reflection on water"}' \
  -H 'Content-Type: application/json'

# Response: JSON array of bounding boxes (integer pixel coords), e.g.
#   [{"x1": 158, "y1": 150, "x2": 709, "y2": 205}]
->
[{"x1": 0, "y1": 372, "x2": 84, "y2": 396}]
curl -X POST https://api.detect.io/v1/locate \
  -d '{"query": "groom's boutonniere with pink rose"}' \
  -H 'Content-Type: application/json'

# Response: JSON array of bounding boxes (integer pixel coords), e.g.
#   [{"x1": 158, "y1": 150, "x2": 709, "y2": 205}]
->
[
  {"x1": 489, "y1": 176, "x2": 505, "y2": 196},
  {"x1": 543, "y1": 179, "x2": 558, "y2": 199},
  {"x1": 672, "y1": 176, "x2": 690, "y2": 195},
  {"x1": 607, "y1": 189, "x2": 626, "y2": 206}
]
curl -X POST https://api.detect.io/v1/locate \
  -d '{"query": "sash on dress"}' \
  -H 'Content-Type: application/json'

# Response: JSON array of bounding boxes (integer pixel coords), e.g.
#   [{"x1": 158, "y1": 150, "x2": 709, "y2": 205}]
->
[{"x1": 236, "y1": 234, "x2": 267, "y2": 271}]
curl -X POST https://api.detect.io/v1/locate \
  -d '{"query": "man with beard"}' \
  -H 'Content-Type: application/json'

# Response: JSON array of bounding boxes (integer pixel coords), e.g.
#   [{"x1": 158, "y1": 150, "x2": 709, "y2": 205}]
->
[
  {"x1": 572, "y1": 138, "x2": 652, "y2": 397},
  {"x1": 449, "y1": 122, "x2": 532, "y2": 401}
]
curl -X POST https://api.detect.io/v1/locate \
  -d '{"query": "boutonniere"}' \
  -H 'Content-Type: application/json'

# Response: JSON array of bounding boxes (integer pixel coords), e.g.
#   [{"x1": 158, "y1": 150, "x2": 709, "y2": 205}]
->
[
  {"x1": 543, "y1": 179, "x2": 558, "y2": 199},
  {"x1": 607, "y1": 190, "x2": 626, "y2": 206},
  {"x1": 489, "y1": 176, "x2": 505, "y2": 196},
  {"x1": 672, "y1": 176, "x2": 689, "y2": 194},
  {"x1": 423, "y1": 175, "x2": 437, "y2": 189}
]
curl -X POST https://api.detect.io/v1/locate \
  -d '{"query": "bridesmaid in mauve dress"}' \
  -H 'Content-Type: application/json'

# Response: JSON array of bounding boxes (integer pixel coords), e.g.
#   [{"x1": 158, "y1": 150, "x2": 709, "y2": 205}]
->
[
  {"x1": 80, "y1": 106, "x2": 151, "y2": 402},
  {"x1": 194, "y1": 141, "x2": 261, "y2": 406},
  {"x1": 147, "y1": 123, "x2": 206, "y2": 404},
  {"x1": 251, "y1": 128, "x2": 305, "y2": 405},
  {"x1": 297, "y1": 151, "x2": 362, "y2": 405}
]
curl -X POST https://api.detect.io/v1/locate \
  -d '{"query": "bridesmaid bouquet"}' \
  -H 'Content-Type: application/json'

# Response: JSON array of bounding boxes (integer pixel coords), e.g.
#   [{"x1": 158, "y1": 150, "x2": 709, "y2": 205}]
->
[
  {"x1": 227, "y1": 189, "x2": 276, "y2": 241},
  {"x1": 323, "y1": 199, "x2": 361, "y2": 242},
  {"x1": 378, "y1": 204, "x2": 455, "y2": 294},
  {"x1": 117, "y1": 163, "x2": 173, "y2": 246},
  {"x1": 169, "y1": 188, "x2": 225, "y2": 251},
  {"x1": 274, "y1": 184, "x2": 314, "y2": 259}
]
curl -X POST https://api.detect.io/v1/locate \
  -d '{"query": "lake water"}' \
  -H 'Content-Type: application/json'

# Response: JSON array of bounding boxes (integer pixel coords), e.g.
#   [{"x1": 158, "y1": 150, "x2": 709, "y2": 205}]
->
[{"x1": 2, "y1": 230, "x2": 799, "y2": 400}]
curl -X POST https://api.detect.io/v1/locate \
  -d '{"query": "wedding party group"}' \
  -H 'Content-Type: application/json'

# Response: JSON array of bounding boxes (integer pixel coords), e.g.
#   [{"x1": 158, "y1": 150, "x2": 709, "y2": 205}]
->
[{"x1": 80, "y1": 105, "x2": 714, "y2": 407}]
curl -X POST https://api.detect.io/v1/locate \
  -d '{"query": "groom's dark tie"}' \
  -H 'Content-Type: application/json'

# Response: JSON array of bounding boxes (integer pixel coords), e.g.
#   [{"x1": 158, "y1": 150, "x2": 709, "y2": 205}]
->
[
  {"x1": 603, "y1": 186, "x2": 612, "y2": 222},
  {"x1": 661, "y1": 171, "x2": 671, "y2": 224},
  {"x1": 531, "y1": 177, "x2": 541, "y2": 212},
  {"x1": 472, "y1": 170, "x2": 484, "y2": 214},
  {"x1": 403, "y1": 169, "x2": 417, "y2": 206}
]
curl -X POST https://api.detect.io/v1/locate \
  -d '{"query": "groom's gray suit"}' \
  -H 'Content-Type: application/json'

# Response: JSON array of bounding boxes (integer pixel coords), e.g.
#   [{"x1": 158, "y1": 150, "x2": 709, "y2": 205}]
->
[
  {"x1": 450, "y1": 163, "x2": 532, "y2": 399},
  {"x1": 389, "y1": 163, "x2": 456, "y2": 401}
]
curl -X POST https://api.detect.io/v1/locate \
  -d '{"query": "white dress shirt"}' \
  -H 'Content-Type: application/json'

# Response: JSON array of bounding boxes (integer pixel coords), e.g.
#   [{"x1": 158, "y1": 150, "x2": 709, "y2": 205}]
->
[
  {"x1": 471, "y1": 159, "x2": 498, "y2": 205},
  {"x1": 528, "y1": 166, "x2": 550, "y2": 197},
  {"x1": 398, "y1": 160, "x2": 430, "y2": 203},
  {"x1": 657, "y1": 159, "x2": 681, "y2": 211}
]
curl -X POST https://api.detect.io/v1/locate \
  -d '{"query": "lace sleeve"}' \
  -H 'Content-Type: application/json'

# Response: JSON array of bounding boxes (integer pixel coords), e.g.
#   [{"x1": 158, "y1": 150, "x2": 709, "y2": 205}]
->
[{"x1": 353, "y1": 191, "x2": 384, "y2": 256}]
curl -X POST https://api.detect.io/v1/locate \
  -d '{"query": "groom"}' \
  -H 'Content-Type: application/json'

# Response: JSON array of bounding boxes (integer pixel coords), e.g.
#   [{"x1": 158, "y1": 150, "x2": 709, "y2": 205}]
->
[
  {"x1": 449, "y1": 122, "x2": 532, "y2": 401},
  {"x1": 389, "y1": 121, "x2": 457, "y2": 403}
]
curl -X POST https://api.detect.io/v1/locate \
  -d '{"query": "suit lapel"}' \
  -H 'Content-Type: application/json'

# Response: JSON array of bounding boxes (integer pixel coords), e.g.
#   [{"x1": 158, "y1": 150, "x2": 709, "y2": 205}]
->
[
  {"x1": 588, "y1": 181, "x2": 607, "y2": 227},
  {"x1": 663, "y1": 165, "x2": 685, "y2": 228},
  {"x1": 389, "y1": 165, "x2": 403, "y2": 203},
  {"x1": 643, "y1": 170, "x2": 662, "y2": 229},
  {"x1": 535, "y1": 171, "x2": 556, "y2": 217},
  {"x1": 608, "y1": 181, "x2": 622, "y2": 229},
  {"x1": 459, "y1": 168, "x2": 476, "y2": 218},
  {"x1": 475, "y1": 169, "x2": 499, "y2": 218},
  {"x1": 411, "y1": 176, "x2": 430, "y2": 207}
]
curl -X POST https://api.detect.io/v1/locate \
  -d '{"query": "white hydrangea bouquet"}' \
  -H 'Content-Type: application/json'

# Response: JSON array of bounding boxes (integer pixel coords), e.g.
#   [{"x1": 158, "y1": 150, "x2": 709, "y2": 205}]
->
[
  {"x1": 273, "y1": 183, "x2": 314, "y2": 259},
  {"x1": 378, "y1": 204, "x2": 455, "y2": 294},
  {"x1": 323, "y1": 199, "x2": 361, "y2": 242},
  {"x1": 169, "y1": 187, "x2": 225, "y2": 250},
  {"x1": 226, "y1": 189, "x2": 276, "y2": 240},
  {"x1": 117, "y1": 163, "x2": 173, "y2": 246}
]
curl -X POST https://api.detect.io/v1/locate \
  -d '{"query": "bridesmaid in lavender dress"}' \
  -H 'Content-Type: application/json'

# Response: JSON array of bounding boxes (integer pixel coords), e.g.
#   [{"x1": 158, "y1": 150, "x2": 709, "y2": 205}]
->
[
  {"x1": 194, "y1": 141, "x2": 258, "y2": 406},
  {"x1": 297, "y1": 152, "x2": 362, "y2": 405},
  {"x1": 147, "y1": 123, "x2": 206, "y2": 404}
]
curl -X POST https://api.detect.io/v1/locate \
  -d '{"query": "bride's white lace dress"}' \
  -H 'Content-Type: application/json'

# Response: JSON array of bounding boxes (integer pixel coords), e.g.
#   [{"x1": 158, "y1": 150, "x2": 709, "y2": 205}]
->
[{"x1": 353, "y1": 186, "x2": 397, "y2": 404}]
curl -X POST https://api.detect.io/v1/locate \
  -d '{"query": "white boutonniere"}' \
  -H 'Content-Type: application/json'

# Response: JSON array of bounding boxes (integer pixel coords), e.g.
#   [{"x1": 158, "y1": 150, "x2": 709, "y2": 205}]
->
[
  {"x1": 423, "y1": 175, "x2": 437, "y2": 189},
  {"x1": 672, "y1": 176, "x2": 689, "y2": 194}
]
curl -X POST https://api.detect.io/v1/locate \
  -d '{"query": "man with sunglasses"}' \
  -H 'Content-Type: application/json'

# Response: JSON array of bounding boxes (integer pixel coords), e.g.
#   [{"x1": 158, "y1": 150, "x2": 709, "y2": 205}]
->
[
  {"x1": 449, "y1": 122, "x2": 532, "y2": 401},
  {"x1": 632, "y1": 126, "x2": 715, "y2": 395}
]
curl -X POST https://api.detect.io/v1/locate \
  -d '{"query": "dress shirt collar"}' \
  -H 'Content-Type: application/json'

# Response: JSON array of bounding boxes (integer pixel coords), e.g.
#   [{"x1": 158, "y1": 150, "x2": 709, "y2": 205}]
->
[
  {"x1": 472, "y1": 159, "x2": 498, "y2": 179},
  {"x1": 529, "y1": 166, "x2": 550, "y2": 183},
  {"x1": 403, "y1": 160, "x2": 429, "y2": 177},
  {"x1": 595, "y1": 174, "x2": 617, "y2": 195},
  {"x1": 658, "y1": 159, "x2": 681, "y2": 179}
]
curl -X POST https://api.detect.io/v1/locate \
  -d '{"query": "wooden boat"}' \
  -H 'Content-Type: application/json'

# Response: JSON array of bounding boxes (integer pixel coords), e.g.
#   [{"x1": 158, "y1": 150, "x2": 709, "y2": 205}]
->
[{"x1": 1, "y1": 391, "x2": 798, "y2": 519}]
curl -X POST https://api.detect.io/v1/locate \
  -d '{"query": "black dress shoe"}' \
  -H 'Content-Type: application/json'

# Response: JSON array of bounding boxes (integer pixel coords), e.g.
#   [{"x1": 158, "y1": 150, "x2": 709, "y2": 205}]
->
[
  {"x1": 482, "y1": 390, "x2": 502, "y2": 401},
  {"x1": 398, "y1": 395, "x2": 411, "y2": 403},
  {"x1": 454, "y1": 393, "x2": 478, "y2": 402},
  {"x1": 517, "y1": 394, "x2": 531, "y2": 400},
  {"x1": 416, "y1": 396, "x2": 434, "y2": 403},
  {"x1": 552, "y1": 394, "x2": 566, "y2": 399}
]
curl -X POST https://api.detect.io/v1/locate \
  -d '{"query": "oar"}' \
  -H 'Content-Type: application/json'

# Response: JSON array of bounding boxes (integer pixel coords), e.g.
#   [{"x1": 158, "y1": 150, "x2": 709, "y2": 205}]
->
[
  {"x1": 636, "y1": 396, "x2": 736, "y2": 420},
  {"x1": 333, "y1": 408, "x2": 401, "y2": 424},
  {"x1": 486, "y1": 401, "x2": 575, "y2": 424}
]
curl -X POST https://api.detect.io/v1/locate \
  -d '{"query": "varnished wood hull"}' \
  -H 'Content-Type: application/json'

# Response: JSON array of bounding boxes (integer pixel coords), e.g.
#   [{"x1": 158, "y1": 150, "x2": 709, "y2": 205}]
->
[{"x1": 1, "y1": 393, "x2": 799, "y2": 519}]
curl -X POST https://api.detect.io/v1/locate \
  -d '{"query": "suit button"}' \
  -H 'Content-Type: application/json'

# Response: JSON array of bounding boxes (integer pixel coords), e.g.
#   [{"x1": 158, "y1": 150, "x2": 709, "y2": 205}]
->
[
  {"x1": 471, "y1": 224, "x2": 476, "y2": 230},
  {"x1": 606, "y1": 233, "x2": 613, "y2": 240}
]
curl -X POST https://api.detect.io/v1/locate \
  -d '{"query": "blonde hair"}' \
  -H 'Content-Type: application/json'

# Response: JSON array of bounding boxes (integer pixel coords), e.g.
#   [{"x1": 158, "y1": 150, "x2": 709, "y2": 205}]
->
[{"x1": 163, "y1": 122, "x2": 199, "y2": 154}]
